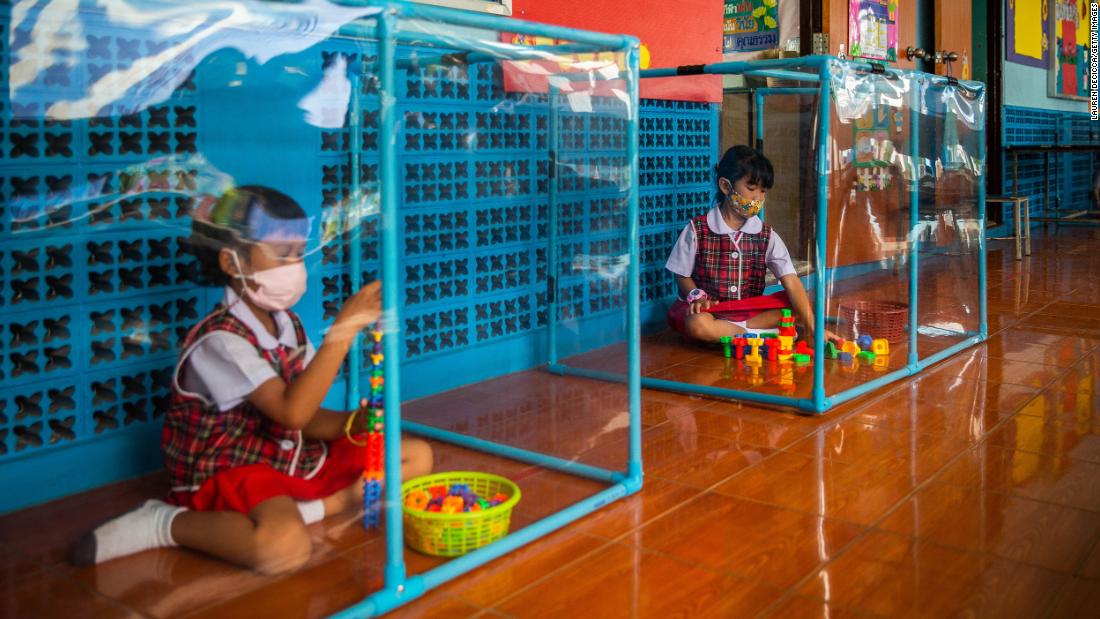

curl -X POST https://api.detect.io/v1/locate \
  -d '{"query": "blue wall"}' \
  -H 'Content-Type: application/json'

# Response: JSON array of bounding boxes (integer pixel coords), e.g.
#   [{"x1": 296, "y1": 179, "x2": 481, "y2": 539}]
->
[{"x1": 991, "y1": 105, "x2": 1098, "y2": 236}]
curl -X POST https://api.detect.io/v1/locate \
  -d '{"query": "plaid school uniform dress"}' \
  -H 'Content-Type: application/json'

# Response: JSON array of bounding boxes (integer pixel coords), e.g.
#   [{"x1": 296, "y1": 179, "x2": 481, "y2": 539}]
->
[
  {"x1": 163, "y1": 307, "x2": 325, "y2": 489},
  {"x1": 666, "y1": 214, "x2": 790, "y2": 334},
  {"x1": 690, "y1": 213, "x2": 772, "y2": 302},
  {"x1": 163, "y1": 305, "x2": 366, "y2": 514}
]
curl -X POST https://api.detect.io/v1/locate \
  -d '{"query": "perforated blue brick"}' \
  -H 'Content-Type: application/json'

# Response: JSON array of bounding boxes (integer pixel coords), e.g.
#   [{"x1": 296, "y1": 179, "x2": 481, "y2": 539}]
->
[
  {"x1": 403, "y1": 108, "x2": 471, "y2": 152},
  {"x1": 675, "y1": 189, "x2": 712, "y2": 221},
  {"x1": 84, "y1": 231, "x2": 194, "y2": 300},
  {"x1": 405, "y1": 64, "x2": 473, "y2": 101},
  {"x1": 402, "y1": 159, "x2": 468, "y2": 205},
  {"x1": 85, "y1": 291, "x2": 201, "y2": 372},
  {"x1": 3, "y1": 112, "x2": 77, "y2": 161},
  {"x1": 87, "y1": 361, "x2": 171, "y2": 436},
  {"x1": 405, "y1": 256, "x2": 470, "y2": 306},
  {"x1": 472, "y1": 107, "x2": 546, "y2": 152},
  {"x1": 642, "y1": 267, "x2": 675, "y2": 302},
  {"x1": 641, "y1": 155, "x2": 674, "y2": 187},
  {"x1": 474, "y1": 203, "x2": 537, "y2": 247},
  {"x1": 319, "y1": 269, "x2": 380, "y2": 321},
  {"x1": 555, "y1": 154, "x2": 629, "y2": 194},
  {"x1": 589, "y1": 196, "x2": 628, "y2": 233},
  {"x1": 640, "y1": 193, "x2": 674, "y2": 227},
  {"x1": 320, "y1": 214, "x2": 380, "y2": 270},
  {"x1": 0, "y1": 237, "x2": 78, "y2": 308},
  {"x1": 0, "y1": 380, "x2": 82, "y2": 458},
  {"x1": 320, "y1": 160, "x2": 380, "y2": 211},
  {"x1": 2, "y1": 302, "x2": 79, "y2": 389},
  {"x1": 473, "y1": 248, "x2": 540, "y2": 295},
  {"x1": 640, "y1": 115, "x2": 675, "y2": 149},
  {"x1": 404, "y1": 207, "x2": 470, "y2": 255},
  {"x1": 86, "y1": 104, "x2": 196, "y2": 158},
  {"x1": 474, "y1": 293, "x2": 537, "y2": 342},
  {"x1": 82, "y1": 32, "x2": 198, "y2": 103},
  {"x1": 403, "y1": 307, "x2": 470, "y2": 359},
  {"x1": 676, "y1": 116, "x2": 712, "y2": 149},
  {"x1": 641, "y1": 229, "x2": 679, "y2": 266},
  {"x1": 554, "y1": 283, "x2": 585, "y2": 322},
  {"x1": 559, "y1": 113, "x2": 627, "y2": 151},
  {"x1": 1, "y1": 170, "x2": 74, "y2": 236}
]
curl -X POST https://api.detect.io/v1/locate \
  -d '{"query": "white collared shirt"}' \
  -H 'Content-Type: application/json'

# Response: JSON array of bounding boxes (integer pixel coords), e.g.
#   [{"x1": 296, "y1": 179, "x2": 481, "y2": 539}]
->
[
  {"x1": 664, "y1": 206, "x2": 798, "y2": 294},
  {"x1": 180, "y1": 287, "x2": 316, "y2": 412}
]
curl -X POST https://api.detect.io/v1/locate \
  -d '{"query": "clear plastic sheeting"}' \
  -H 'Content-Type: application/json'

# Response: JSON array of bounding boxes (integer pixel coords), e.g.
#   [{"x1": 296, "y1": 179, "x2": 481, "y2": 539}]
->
[
  {"x1": 823, "y1": 61, "x2": 986, "y2": 395},
  {"x1": 615, "y1": 56, "x2": 987, "y2": 411},
  {"x1": 1, "y1": 2, "x2": 642, "y2": 613}
]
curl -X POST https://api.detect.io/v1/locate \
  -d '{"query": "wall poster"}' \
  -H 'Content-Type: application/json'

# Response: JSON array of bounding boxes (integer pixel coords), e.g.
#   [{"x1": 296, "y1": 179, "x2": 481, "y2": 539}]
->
[
  {"x1": 723, "y1": 0, "x2": 780, "y2": 54},
  {"x1": 1048, "y1": 0, "x2": 1093, "y2": 100},
  {"x1": 848, "y1": 0, "x2": 898, "y2": 63},
  {"x1": 1006, "y1": 0, "x2": 1051, "y2": 67}
]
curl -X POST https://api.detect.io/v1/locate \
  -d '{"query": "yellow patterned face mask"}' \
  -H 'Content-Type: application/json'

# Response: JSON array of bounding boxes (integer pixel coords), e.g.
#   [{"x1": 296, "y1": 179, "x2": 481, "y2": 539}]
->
[{"x1": 724, "y1": 190, "x2": 764, "y2": 218}]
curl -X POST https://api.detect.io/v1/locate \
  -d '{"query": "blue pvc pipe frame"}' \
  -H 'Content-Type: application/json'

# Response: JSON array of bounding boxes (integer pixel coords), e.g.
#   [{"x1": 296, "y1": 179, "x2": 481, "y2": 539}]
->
[
  {"x1": 330, "y1": 2, "x2": 642, "y2": 617},
  {"x1": 549, "y1": 56, "x2": 987, "y2": 414}
]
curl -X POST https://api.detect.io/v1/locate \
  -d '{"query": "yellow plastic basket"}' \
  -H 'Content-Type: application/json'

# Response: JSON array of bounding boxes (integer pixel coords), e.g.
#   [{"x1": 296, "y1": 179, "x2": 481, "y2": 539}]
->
[{"x1": 401, "y1": 471, "x2": 521, "y2": 557}]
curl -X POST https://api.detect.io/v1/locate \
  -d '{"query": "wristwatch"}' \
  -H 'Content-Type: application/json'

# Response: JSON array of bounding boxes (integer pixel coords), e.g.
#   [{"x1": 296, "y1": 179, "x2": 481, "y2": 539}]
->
[{"x1": 686, "y1": 288, "x2": 708, "y2": 303}]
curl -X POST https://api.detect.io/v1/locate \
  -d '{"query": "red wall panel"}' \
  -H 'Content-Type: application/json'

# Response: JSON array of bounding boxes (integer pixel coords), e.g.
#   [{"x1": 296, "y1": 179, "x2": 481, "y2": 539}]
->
[{"x1": 511, "y1": 0, "x2": 723, "y2": 102}]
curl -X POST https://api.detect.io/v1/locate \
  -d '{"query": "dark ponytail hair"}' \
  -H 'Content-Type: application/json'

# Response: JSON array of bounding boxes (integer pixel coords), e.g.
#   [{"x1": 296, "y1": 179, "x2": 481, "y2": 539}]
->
[{"x1": 715, "y1": 145, "x2": 774, "y2": 201}]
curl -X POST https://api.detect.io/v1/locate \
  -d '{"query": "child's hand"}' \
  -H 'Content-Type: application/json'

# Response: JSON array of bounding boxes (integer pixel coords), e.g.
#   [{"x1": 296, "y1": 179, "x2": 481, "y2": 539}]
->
[
  {"x1": 688, "y1": 298, "x2": 718, "y2": 314},
  {"x1": 329, "y1": 281, "x2": 382, "y2": 345},
  {"x1": 805, "y1": 327, "x2": 844, "y2": 346},
  {"x1": 351, "y1": 397, "x2": 382, "y2": 434}
]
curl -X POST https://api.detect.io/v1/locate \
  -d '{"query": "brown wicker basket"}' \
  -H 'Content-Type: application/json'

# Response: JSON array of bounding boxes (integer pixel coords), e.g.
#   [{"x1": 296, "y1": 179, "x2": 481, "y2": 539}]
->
[{"x1": 839, "y1": 300, "x2": 908, "y2": 343}]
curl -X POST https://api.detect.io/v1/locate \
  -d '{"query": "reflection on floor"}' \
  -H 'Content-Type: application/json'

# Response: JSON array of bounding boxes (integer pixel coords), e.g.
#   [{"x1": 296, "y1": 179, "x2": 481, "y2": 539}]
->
[{"x1": 3, "y1": 229, "x2": 1100, "y2": 617}]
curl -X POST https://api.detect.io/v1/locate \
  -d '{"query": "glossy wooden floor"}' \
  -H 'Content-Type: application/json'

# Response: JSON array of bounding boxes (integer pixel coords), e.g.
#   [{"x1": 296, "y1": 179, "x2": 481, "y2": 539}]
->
[{"x1": 4, "y1": 228, "x2": 1100, "y2": 618}]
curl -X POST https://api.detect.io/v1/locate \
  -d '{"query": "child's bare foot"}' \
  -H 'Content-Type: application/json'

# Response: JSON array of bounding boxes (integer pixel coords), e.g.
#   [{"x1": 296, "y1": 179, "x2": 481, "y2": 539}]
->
[{"x1": 322, "y1": 480, "x2": 364, "y2": 515}]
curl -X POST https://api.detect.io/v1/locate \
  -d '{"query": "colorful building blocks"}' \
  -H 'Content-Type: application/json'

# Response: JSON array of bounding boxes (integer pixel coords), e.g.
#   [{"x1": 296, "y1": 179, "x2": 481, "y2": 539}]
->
[
  {"x1": 733, "y1": 336, "x2": 746, "y2": 359},
  {"x1": 825, "y1": 341, "x2": 838, "y2": 359},
  {"x1": 857, "y1": 350, "x2": 876, "y2": 362},
  {"x1": 871, "y1": 338, "x2": 889, "y2": 355},
  {"x1": 777, "y1": 335, "x2": 794, "y2": 352},
  {"x1": 778, "y1": 309, "x2": 797, "y2": 337},
  {"x1": 745, "y1": 336, "x2": 763, "y2": 360},
  {"x1": 361, "y1": 325, "x2": 386, "y2": 530},
  {"x1": 838, "y1": 351, "x2": 854, "y2": 364},
  {"x1": 441, "y1": 496, "x2": 465, "y2": 514},
  {"x1": 794, "y1": 340, "x2": 813, "y2": 357},
  {"x1": 405, "y1": 489, "x2": 430, "y2": 510},
  {"x1": 857, "y1": 334, "x2": 873, "y2": 351},
  {"x1": 792, "y1": 353, "x2": 811, "y2": 364},
  {"x1": 719, "y1": 336, "x2": 733, "y2": 358},
  {"x1": 363, "y1": 477, "x2": 383, "y2": 528}
]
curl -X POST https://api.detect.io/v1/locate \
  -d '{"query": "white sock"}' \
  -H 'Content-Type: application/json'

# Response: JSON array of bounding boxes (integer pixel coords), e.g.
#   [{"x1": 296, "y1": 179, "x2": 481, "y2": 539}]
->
[
  {"x1": 296, "y1": 499, "x2": 325, "y2": 524},
  {"x1": 74, "y1": 499, "x2": 185, "y2": 565}
]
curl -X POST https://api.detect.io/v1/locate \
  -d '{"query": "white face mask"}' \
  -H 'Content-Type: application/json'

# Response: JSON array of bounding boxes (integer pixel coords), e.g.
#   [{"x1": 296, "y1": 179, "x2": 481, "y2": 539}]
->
[{"x1": 231, "y1": 252, "x2": 307, "y2": 311}]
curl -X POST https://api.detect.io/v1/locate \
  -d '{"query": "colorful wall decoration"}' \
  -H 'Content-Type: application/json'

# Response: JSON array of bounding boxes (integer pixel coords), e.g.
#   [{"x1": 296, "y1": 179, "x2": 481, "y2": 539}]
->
[
  {"x1": 722, "y1": 0, "x2": 780, "y2": 54},
  {"x1": 853, "y1": 103, "x2": 895, "y2": 192},
  {"x1": 1007, "y1": 0, "x2": 1051, "y2": 68},
  {"x1": 1048, "y1": 0, "x2": 1092, "y2": 100},
  {"x1": 848, "y1": 0, "x2": 898, "y2": 63}
]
